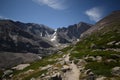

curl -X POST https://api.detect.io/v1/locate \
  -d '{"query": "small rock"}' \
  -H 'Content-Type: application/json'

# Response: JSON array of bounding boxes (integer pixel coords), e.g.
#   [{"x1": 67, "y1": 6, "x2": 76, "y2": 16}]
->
[
  {"x1": 107, "y1": 41, "x2": 116, "y2": 45},
  {"x1": 24, "y1": 69, "x2": 34, "y2": 74},
  {"x1": 111, "y1": 67, "x2": 120, "y2": 76},
  {"x1": 61, "y1": 65, "x2": 71, "y2": 73},
  {"x1": 41, "y1": 73, "x2": 45, "y2": 77},
  {"x1": 41, "y1": 65, "x2": 52, "y2": 70},
  {"x1": 77, "y1": 59, "x2": 87, "y2": 67},
  {"x1": 96, "y1": 76, "x2": 106, "y2": 80},
  {"x1": 30, "y1": 77, "x2": 36, "y2": 80},
  {"x1": 51, "y1": 72, "x2": 62, "y2": 80},
  {"x1": 53, "y1": 67, "x2": 59, "y2": 70},
  {"x1": 87, "y1": 73, "x2": 95, "y2": 80},
  {"x1": 3, "y1": 70, "x2": 13, "y2": 77},
  {"x1": 106, "y1": 59, "x2": 116, "y2": 63},
  {"x1": 85, "y1": 69, "x2": 92, "y2": 75},
  {"x1": 115, "y1": 41, "x2": 120, "y2": 45},
  {"x1": 96, "y1": 56, "x2": 102, "y2": 62}
]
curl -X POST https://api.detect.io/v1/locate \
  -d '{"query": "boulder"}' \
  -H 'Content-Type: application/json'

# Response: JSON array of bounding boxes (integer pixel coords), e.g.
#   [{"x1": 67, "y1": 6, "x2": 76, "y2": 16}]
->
[{"x1": 12, "y1": 64, "x2": 30, "y2": 70}]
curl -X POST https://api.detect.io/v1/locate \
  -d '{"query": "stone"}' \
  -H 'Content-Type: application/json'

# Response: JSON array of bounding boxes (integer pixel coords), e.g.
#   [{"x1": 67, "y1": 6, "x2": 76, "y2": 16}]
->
[
  {"x1": 77, "y1": 59, "x2": 87, "y2": 67},
  {"x1": 30, "y1": 77, "x2": 36, "y2": 80},
  {"x1": 107, "y1": 41, "x2": 116, "y2": 45},
  {"x1": 61, "y1": 65, "x2": 71, "y2": 73},
  {"x1": 85, "y1": 69, "x2": 92, "y2": 75},
  {"x1": 87, "y1": 73, "x2": 95, "y2": 80},
  {"x1": 106, "y1": 59, "x2": 116, "y2": 63},
  {"x1": 115, "y1": 41, "x2": 120, "y2": 45},
  {"x1": 24, "y1": 69, "x2": 34, "y2": 74},
  {"x1": 96, "y1": 56, "x2": 102, "y2": 62},
  {"x1": 3, "y1": 70, "x2": 13, "y2": 77},
  {"x1": 41, "y1": 65, "x2": 52, "y2": 70},
  {"x1": 12, "y1": 64, "x2": 30, "y2": 70},
  {"x1": 111, "y1": 67, "x2": 120, "y2": 76},
  {"x1": 51, "y1": 72, "x2": 62, "y2": 80},
  {"x1": 41, "y1": 73, "x2": 45, "y2": 77},
  {"x1": 96, "y1": 76, "x2": 106, "y2": 80}
]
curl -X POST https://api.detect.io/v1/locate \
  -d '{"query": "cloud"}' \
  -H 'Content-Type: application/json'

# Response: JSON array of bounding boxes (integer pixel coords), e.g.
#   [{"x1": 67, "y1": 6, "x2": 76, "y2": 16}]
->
[
  {"x1": 0, "y1": 16, "x2": 8, "y2": 20},
  {"x1": 32, "y1": 0, "x2": 67, "y2": 10},
  {"x1": 85, "y1": 7, "x2": 103, "y2": 22}
]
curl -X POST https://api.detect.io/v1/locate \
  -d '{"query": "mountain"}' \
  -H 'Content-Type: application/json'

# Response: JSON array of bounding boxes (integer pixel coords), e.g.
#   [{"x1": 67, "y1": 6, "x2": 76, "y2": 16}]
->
[
  {"x1": 0, "y1": 20, "x2": 54, "y2": 55},
  {"x1": 56, "y1": 22, "x2": 92, "y2": 44},
  {"x1": 3, "y1": 10, "x2": 119, "y2": 80},
  {"x1": 15, "y1": 21, "x2": 55, "y2": 37},
  {"x1": 0, "y1": 20, "x2": 92, "y2": 54},
  {"x1": 81, "y1": 10, "x2": 120, "y2": 38},
  {"x1": 0, "y1": 19, "x2": 92, "y2": 71}
]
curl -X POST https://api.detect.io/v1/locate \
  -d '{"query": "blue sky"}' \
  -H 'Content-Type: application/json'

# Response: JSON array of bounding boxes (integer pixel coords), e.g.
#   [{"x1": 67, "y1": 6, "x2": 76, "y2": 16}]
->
[{"x1": 0, "y1": 0, "x2": 120, "y2": 29}]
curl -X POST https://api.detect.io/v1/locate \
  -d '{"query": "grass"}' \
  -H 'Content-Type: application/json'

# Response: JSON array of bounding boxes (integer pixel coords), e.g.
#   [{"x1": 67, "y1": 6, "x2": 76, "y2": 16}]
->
[
  {"x1": 5, "y1": 22, "x2": 120, "y2": 79},
  {"x1": 0, "y1": 71, "x2": 3, "y2": 79},
  {"x1": 12, "y1": 52, "x2": 64, "y2": 79},
  {"x1": 85, "y1": 61, "x2": 120, "y2": 77},
  {"x1": 22, "y1": 70, "x2": 47, "y2": 80},
  {"x1": 60, "y1": 46, "x2": 72, "y2": 53}
]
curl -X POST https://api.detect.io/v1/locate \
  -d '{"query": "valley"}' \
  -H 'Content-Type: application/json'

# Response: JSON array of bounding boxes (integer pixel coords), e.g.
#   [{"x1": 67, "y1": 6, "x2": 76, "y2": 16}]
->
[{"x1": 0, "y1": 11, "x2": 120, "y2": 80}]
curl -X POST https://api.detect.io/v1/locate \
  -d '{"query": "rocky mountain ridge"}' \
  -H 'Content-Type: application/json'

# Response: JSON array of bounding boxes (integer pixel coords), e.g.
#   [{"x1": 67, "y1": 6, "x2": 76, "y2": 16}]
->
[{"x1": 0, "y1": 19, "x2": 92, "y2": 54}]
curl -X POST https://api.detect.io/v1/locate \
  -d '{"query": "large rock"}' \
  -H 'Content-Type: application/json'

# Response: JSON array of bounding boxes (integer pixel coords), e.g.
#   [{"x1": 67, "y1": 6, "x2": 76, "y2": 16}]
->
[{"x1": 12, "y1": 64, "x2": 30, "y2": 70}]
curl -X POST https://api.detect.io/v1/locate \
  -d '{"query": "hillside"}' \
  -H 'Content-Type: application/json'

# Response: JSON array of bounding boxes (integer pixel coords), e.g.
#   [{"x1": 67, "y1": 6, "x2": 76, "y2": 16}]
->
[{"x1": 0, "y1": 11, "x2": 120, "y2": 80}]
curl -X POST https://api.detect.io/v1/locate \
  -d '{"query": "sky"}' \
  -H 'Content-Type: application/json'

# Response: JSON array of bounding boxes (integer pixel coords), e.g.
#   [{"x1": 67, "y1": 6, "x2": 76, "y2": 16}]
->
[{"x1": 0, "y1": 0, "x2": 120, "y2": 29}]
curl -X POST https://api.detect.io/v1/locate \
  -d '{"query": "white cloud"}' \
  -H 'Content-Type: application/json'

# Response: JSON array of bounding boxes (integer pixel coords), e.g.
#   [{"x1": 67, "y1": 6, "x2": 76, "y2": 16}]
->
[
  {"x1": 0, "y1": 16, "x2": 3, "y2": 19},
  {"x1": 85, "y1": 7, "x2": 103, "y2": 22},
  {"x1": 32, "y1": 0, "x2": 67, "y2": 10},
  {"x1": 0, "y1": 16, "x2": 8, "y2": 20}
]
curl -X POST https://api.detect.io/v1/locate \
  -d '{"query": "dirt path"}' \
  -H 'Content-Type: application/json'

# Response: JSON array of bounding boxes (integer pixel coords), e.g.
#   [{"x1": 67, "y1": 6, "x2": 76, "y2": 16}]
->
[{"x1": 63, "y1": 54, "x2": 80, "y2": 80}]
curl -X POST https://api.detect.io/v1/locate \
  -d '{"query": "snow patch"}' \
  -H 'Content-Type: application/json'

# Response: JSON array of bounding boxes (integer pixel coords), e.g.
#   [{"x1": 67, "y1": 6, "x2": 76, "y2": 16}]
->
[{"x1": 51, "y1": 30, "x2": 57, "y2": 41}]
